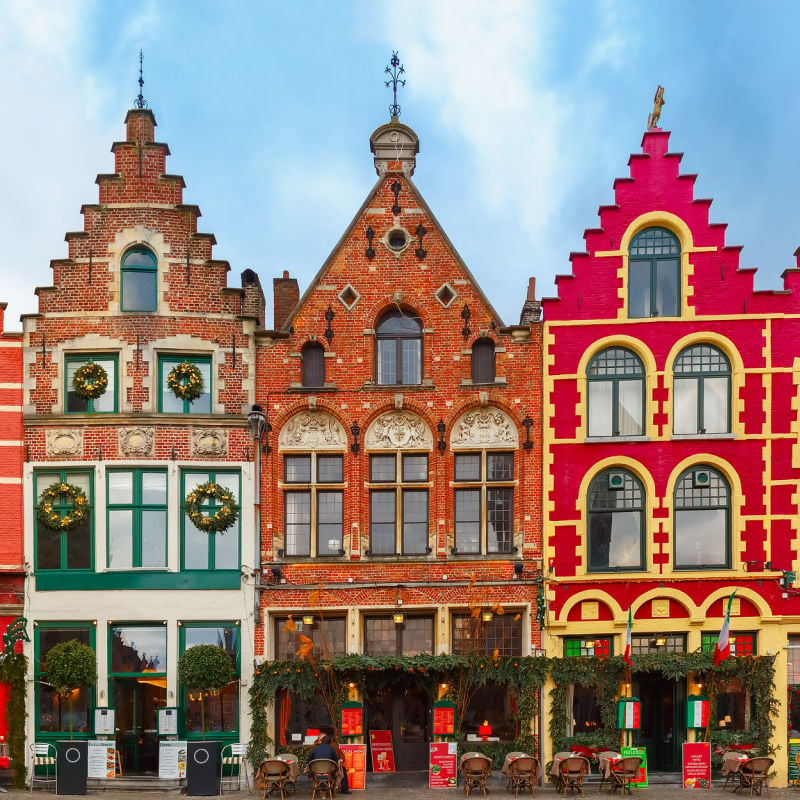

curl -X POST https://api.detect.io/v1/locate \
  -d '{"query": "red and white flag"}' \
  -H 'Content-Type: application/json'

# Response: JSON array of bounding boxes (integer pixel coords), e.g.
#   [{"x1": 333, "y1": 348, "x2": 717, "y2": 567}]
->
[
  {"x1": 624, "y1": 607, "x2": 633, "y2": 666},
  {"x1": 714, "y1": 591, "x2": 737, "y2": 666}
]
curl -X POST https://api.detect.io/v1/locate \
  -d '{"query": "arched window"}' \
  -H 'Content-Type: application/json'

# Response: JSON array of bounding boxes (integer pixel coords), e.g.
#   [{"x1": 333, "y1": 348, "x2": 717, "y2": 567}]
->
[
  {"x1": 587, "y1": 469, "x2": 644, "y2": 571},
  {"x1": 674, "y1": 466, "x2": 730, "y2": 569},
  {"x1": 121, "y1": 246, "x2": 157, "y2": 312},
  {"x1": 673, "y1": 345, "x2": 731, "y2": 434},
  {"x1": 628, "y1": 227, "x2": 679, "y2": 318},
  {"x1": 471, "y1": 338, "x2": 496, "y2": 384},
  {"x1": 375, "y1": 311, "x2": 422, "y2": 385},
  {"x1": 301, "y1": 342, "x2": 325, "y2": 388},
  {"x1": 587, "y1": 348, "x2": 644, "y2": 437}
]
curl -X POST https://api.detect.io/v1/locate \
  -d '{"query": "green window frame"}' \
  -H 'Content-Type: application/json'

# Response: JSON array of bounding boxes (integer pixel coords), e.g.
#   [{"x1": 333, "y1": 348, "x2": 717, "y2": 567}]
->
[
  {"x1": 34, "y1": 469, "x2": 94, "y2": 572},
  {"x1": 65, "y1": 354, "x2": 118, "y2": 413},
  {"x1": 121, "y1": 246, "x2": 157, "y2": 312},
  {"x1": 107, "y1": 469, "x2": 168, "y2": 569},
  {"x1": 181, "y1": 469, "x2": 240, "y2": 571},
  {"x1": 564, "y1": 636, "x2": 613, "y2": 657},
  {"x1": 628, "y1": 227, "x2": 680, "y2": 318},
  {"x1": 179, "y1": 622, "x2": 240, "y2": 739},
  {"x1": 586, "y1": 348, "x2": 645, "y2": 437},
  {"x1": 159, "y1": 355, "x2": 212, "y2": 414},
  {"x1": 674, "y1": 466, "x2": 730, "y2": 570},
  {"x1": 35, "y1": 622, "x2": 95, "y2": 738},
  {"x1": 673, "y1": 344, "x2": 731, "y2": 434}
]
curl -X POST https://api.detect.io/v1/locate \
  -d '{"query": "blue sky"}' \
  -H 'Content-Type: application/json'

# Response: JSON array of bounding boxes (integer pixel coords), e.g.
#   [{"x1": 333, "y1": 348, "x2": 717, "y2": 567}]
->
[{"x1": 2, "y1": 0, "x2": 799, "y2": 328}]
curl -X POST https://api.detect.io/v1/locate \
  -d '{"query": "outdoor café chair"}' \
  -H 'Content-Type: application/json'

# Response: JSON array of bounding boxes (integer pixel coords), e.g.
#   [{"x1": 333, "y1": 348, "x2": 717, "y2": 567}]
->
[
  {"x1": 508, "y1": 756, "x2": 538, "y2": 797},
  {"x1": 259, "y1": 758, "x2": 291, "y2": 800},
  {"x1": 462, "y1": 755, "x2": 492, "y2": 797},
  {"x1": 558, "y1": 756, "x2": 588, "y2": 797},
  {"x1": 29, "y1": 743, "x2": 57, "y2": 793},
  {"x1": 738, "y1": 757, "x2": 773, "y2": 797},
  {"x1": 609, "y1": 757, "x2": 642, "y2": 796},
  {"x1": 308, "y1": 758, "x2": 339, "y2": 800},
  {"x1": 220, "y1": 743, "x2": 250, "y2": 794}
]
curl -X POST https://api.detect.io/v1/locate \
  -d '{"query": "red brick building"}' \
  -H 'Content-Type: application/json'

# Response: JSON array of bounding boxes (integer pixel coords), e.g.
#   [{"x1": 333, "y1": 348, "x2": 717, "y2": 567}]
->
[
  {"x1": 21, "y1": 106, "x2": 261, "y2": 772},
  {"x1": 255, "y1": 115, "x2": 543, "y2": 767},
  {"x1": 541, "y1": 126, "x2": 800, "y2": 783}
]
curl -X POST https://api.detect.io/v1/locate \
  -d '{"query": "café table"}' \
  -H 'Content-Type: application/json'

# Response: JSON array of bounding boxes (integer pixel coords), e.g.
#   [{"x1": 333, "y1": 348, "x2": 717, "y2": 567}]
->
[
  {"x1": 551, "y1": 752, "x2": 592, "y2": 778},
  {"x1": 274, "y1": 752, "x2": 301, "y2": 782},
  {"x1": 501, "y1": 752, "x2": 530, "y2": 777},
  {"x1": 722, "y1": 752, "x2": 750, "y2": 791}
]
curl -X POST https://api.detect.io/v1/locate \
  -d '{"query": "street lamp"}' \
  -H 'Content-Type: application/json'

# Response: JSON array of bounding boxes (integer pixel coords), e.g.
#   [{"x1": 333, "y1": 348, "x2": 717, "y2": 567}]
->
[{"x1": 246, "y1": 404, "x2": 270, "y2": 620}]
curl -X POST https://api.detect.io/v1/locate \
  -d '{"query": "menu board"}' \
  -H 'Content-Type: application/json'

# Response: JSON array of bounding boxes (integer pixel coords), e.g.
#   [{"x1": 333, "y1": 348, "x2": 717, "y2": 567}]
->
[
  {"x1": 790, "y1": 740, "x2": 800, "y2": 783},
  {"x1": 94, "y1": 708, "x2": 115, "y2": 736},
  {"x1": 87, "y1": 741, "x2": 116, "y2": 779},
  {"x1": 682, "y1": 742, "x2": 711, "y2": 789},
  {"x1": 368, "y1": 730, "x2": 395, "y2": 772},
  {"x1": 432, "y1": 702, "x2": 455, "y2": 736},
  {"x1": 429, "y1": 742, "x2": 457, "y2": 788},
  {"x1": 621, "y1": 746, "x2": 647, "y2": 787},
  {"x1": 159, "y1": 740, "x2": 187, "y2": 779},
  {"x1": 340, "y1": 743, "x2": 367, "y2": 790},
  {"x1": 158, "y1": 707, "x2": 179, "y2": 736},
  {"x1": 340, "y1": 703, "x2": 363, "y2": 737}
]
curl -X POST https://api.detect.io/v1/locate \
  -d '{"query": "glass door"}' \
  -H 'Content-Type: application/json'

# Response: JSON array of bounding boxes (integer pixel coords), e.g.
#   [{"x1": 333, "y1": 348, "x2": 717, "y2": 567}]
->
[
  {"x1": 112, "y1": 677, "x2": 166, "y2": 774},
  {"x1": 635, "y1": 674, "x2": 685, "y2": 772},
  {"x1": 393, "y1": 686, "x2": 429, "y2": 771}
]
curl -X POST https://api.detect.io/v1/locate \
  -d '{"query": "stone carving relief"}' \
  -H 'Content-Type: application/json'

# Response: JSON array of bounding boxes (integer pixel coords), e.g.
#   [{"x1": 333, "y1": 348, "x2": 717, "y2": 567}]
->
[
  {"x1": 46, "y1": 429, "x2": 83, "y2": 457},
  {"x1": 450, "y1": 408, "x2": 519, "y2": 449},
  {"x1": 365, "y1": 410, "x2": 433, "y2": 450},
  {"x1": 278, "y1": 411, "x2": 347, "y2": 451},
  {"x1": 119, "y1": 427, "x2": 155, "y2": 458},
  {"x1": 190, "y1": 428, "x2": 229, "y2": 457}
]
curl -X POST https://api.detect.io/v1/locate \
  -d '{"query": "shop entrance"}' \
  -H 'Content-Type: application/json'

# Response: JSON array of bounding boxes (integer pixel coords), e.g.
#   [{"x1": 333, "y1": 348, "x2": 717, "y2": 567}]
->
[
  {"x1": 366, "y1": 685, "x2": 429, "y2": 771},
  {"x1": 112, "y1": 677, "x2": 167, "y2": 774},
  {"x1": 634, "y1": 674, "x2": 685, "y2": 772}
]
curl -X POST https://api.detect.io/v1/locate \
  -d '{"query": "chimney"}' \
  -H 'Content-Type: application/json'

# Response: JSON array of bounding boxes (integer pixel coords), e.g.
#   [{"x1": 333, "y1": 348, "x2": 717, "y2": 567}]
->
[
  {"x1": 519, "y1": 277, "x2": 542, "y2": 324},
  {"x1": 240, "y1": 269, "x2": 265, "y2": 328},
  {"x1": 273, "y1": 270, "x2": 299, "y2": 330}
]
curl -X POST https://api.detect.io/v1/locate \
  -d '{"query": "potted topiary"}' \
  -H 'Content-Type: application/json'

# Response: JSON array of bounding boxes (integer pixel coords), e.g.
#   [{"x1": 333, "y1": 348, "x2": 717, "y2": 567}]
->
[
  {"x1": 177, "y1": 644, "x2": 234, "y2": 796},
  {"x1": 45, "y1": 639, "x2": 97, "y2": 740}
]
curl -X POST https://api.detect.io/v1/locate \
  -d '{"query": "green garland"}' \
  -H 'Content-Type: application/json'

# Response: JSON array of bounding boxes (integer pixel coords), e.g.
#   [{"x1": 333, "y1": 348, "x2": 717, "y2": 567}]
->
[{"x1": 0, "y1": 652, "x2": 27, "y2": 787}]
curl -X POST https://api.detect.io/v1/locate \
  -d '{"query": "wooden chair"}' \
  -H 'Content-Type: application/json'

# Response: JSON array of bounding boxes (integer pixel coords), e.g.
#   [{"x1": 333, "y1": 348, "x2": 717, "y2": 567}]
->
[
  {"x1": 558, "y1": 756, "x2": 588, "y2": 797},
  {"x1": 29, "y1": 743, "x2": 57, "y2": 793},
  {"x1": 508, "y1": 756, "x2": 538, "y2": 797},
  {"x1": 258, "y1": 759, "x2": 290, "y2": 800},
  {"x1": 739, "y1": 757, "x2": 773, "y2": 797},
  {"x1": 609, "y1": 757, "x2": 642, "y2": 796},
  {"x1": 308, "y1": 758, "x2": 338, "y2": 800},
  {"x1": 462, "y1": 755, "x2": 492, "y2": 797}
]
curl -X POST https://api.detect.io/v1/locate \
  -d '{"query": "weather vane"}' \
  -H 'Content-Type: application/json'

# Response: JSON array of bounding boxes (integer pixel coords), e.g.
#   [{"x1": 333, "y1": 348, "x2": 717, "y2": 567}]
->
[
  {"x1": 647, "y1": 85, "x2": 664, "y2": 129},
  {"x1": 384, "y1": 51, "x2": 406, "y2": 118},
  {"x1": 135, "y1": 49, "x2": 148, "y2": 109}
]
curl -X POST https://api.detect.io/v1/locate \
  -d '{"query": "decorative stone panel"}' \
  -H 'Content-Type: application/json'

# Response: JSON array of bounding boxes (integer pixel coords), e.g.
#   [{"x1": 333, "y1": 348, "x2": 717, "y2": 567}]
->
[
  {"x1": 365, "y1": 410, "x2": 433, "y2": 450},
  {"x1": 190, "y1": 428, "x2": 229, "y2": 457},
  {"x1": 450, "y1": 408, "x2": 518, "y2": 449},
  {"x1": 278, "y1": 411, "x2": 347, "y2": 451},
  {"x1": 45, "y1": 429, "x2": 83, "y2": 457},
  {"x1": 118, "y1": 427, "x2": 155, "y2": 458}
]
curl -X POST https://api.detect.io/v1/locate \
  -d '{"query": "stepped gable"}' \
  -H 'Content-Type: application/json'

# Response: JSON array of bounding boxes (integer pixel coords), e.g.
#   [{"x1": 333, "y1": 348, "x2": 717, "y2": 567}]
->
[
  {"x1": 34, "y1": 108, "x2": 241, "y2": 318},
  {"x1": 542, "y1": 128, "x2": 800, "y2": 321}
]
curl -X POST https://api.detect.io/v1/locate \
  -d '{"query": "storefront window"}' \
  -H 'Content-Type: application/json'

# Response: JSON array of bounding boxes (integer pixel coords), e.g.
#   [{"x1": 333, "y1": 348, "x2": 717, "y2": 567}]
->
[
  {"x1": 568, "y1": 684, "x2": 605, "y2": 735},
  {"x1": 630, "y1": 634, "x2": 686, "y2": 655},
  {"x1": 452, "y1": 613, "x2": 522, "y2": 656},
  {"x1": 787, "y1": 637, "x2": 800, "y2": 736},
  {"x1": 274, "y1": 616, "x2": 346, "y2": 661},
  {"x1": 564, "y1": 637, "x2": 612, "y2": 657},
  {"x1": 275, "y1": 689, "x2": 332, "y2": 746},
  {"x1": 461, "y1": 681, "x2": 518, "y2": 740},
  {"x1": 365, "y1": 616, "x2": 433, "y2": 656}
]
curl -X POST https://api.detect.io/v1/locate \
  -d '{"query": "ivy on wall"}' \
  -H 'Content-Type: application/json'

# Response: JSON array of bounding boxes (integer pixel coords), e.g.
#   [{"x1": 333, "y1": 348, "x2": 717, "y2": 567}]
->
[{"x1": 0, "y1": 652, "x2": 27, "y2": 787}]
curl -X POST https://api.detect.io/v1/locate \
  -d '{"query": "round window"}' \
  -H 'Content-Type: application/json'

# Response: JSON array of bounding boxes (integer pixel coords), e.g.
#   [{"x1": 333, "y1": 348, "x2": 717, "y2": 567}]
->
[{"x1": 387, "y1": 229, "x2": 408, "y2": 250}]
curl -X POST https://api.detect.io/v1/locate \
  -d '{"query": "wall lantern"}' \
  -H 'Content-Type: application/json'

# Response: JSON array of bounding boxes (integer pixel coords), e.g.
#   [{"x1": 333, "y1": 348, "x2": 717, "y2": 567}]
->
[
  {"x1": 481, "y1": 610, "x2": 493, "y2": 623},
  {"x1": 392, "y1": 612, "x2": 405, "y2": 625},
  {"x1": 302, "y1": 615, "x2": 314, "y2": 626}
]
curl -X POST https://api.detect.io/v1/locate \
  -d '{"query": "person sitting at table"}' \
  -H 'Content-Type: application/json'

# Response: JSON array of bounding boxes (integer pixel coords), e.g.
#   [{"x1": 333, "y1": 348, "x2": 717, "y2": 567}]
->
[
  {"x1": 308, "y1": 735, "x2": 351, "y2": 794},
  {"x1": 331, "y1": 736, "x2": 351, "y2": 794}
]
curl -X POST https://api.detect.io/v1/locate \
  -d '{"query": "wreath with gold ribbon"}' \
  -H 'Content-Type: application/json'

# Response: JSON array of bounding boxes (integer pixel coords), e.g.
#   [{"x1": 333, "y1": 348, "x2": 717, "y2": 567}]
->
[
  {"x1": 72, "y1": 363, "x2": 108, "y2": 400},
  {"x1": 37, "y1": 481, "x2": 89, "y2": 532},
  {"x1": 166, "y1": 361, "x2": 204, "y2": 402},
  {"x1": 184, "y1": 482, "x2": 239, "y2": 533}
]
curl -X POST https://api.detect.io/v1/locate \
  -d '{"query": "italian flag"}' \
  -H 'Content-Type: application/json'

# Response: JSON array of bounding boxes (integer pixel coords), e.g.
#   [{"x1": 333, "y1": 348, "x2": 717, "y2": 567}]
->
[
  {"x1": 623, "y1": 607, "x2": 633, "y2": 666},
  {"x1": 714, "y1": 591, "x2": 737, "y2": 666}
]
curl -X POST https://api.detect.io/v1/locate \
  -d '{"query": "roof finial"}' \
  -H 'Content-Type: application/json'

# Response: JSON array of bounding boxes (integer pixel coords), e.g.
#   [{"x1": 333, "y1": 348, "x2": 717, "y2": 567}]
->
[
  {"x1": 384, "y1": 51, "x2": 406, "y2": 119},
  {"x1": 135, "y1": 49, "x2": 148, "y2": 109},
  {"x1": 647, "y1": 85, "x2": 664, "y2": 130}
]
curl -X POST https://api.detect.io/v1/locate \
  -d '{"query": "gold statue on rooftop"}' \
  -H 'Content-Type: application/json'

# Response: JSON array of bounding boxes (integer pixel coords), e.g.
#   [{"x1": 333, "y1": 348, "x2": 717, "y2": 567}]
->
[{"x1": 648, "y1": 85, "x2": 665, "y2": 129}]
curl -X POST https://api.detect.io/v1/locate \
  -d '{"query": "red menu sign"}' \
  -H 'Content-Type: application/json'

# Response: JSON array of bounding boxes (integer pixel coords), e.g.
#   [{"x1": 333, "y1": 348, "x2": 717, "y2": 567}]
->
[
  {"x1": 682, "y1": 742, "x2": 711, "y2": 789},
  {"x1": 429, "y1": 742, "x2": 457, "y2": 788},
  {"x1": 432, "y1": 704, "x2": 455, "y2": 735},
  {"x1": 368, "y1": 730, "x2": 395, "y2": 772},
  {"x1": 340, "y1": 706, "x2": 363, "y2": 737},
  {"x1": 340, "y1": 744, "x2": 367, "y2": 791}
]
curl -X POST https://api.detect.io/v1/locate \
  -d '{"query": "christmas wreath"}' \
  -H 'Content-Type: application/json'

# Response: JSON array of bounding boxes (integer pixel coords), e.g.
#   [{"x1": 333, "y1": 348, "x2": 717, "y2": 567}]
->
[
  {"x1": 166, "y1": 361, "x2": 204, "y2": 402},
  {"x1": 37, "y1": 482, "x2": 89, "y2": 532},
  {"x1": 72, "y1": 362, "x2": 108, "y2": 400},
  {"x1": 184, "y1": 482, "x2": 239, "y2": 533}
]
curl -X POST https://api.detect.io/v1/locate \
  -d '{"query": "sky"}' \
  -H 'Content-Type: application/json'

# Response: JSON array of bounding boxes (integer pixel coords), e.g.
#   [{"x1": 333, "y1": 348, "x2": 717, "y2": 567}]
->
[{"x1": 2, "y1": 0, "x2": 800, "y2": 328}]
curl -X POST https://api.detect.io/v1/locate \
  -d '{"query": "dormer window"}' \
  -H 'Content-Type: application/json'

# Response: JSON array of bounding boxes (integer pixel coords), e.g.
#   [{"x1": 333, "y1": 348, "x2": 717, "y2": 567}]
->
[
  {"x1": 628, "y1": 227, "x2": 679, "y2": 318},
  {"x1": 121, "y1": 246, "x2": 157, "y2": 312},
  {"x1": 301, "y1": 342, "x2": 325, "y2": 389},
  {"x1": 375, "y1": 311, "x2": 422, "y2": 385}
]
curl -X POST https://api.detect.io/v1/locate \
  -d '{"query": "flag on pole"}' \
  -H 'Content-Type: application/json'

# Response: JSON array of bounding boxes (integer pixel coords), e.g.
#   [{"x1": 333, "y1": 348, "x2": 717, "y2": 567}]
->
[
  {"x1": 714, "y1": 591, "x2": 737, "y2": 666},
  {"x1": 624, "y1": 606, "x2": 633, "y2": 666}
]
